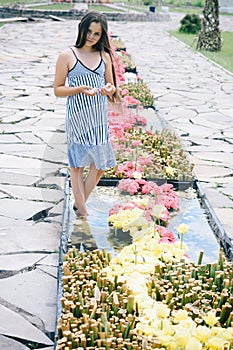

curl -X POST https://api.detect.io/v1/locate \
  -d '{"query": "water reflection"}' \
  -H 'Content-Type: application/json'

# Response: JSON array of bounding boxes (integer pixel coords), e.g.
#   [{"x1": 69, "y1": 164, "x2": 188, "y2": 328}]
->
[{"x1": 67, "y1": 186, "x2": 220, "y2": 264}]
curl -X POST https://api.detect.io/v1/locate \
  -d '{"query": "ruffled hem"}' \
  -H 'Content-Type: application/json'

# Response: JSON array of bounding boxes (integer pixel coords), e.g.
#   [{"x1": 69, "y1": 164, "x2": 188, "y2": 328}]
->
[{"x1": 68, "y1": 142, "x2": 116, "y2": 170}]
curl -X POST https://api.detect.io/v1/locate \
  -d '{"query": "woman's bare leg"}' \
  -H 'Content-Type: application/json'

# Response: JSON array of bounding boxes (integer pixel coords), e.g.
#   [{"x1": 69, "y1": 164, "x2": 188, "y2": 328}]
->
[
  {"x1": 70, "y1": 167, "x2": 88, "y2": 216},
  {"x1": 84, "y1": 164, "x2": 104, "y2": 201}
]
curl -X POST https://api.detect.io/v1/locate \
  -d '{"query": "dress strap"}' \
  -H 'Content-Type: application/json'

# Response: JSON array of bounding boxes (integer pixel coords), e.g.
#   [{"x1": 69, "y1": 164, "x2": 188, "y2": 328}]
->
[{"x1": 70, "y1": 47, "x2": 78, "y2": 61}]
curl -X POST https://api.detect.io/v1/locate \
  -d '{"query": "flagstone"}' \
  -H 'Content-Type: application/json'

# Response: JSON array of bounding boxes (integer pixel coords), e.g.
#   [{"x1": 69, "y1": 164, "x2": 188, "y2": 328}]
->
[
  {"x1": 0, "y1": 269, "x2": 57, "y2": 333},
  {"x1": 0, "y1": 153, "x2": 59, "y2": 171},
  {"x1": 199, "y1": 185, "x2": 233, "y2": 208},
  {"x1": 209, "y1": 177, "x2": 233, "y2": 184},
  {"x1": 39, "y1": 110, "x2": 65, "y2": 120},
  {"x1": 164, "y1": 107, "x2": 197, "y2": 120},
  {"x1": 0, "y1": 253, "x2": 47, "y2": 272},
  {"x1": 0, "y1": 218, "x2": 60, "y2": 253},
  {"x1": 0, "y1": 170, "x2": 39, "y2": 186},
  {"x1": 193, "y1": 152, "x2": 233, "y2": 166},
  {"x1": 0, "y1": 304, "x2": 53, "y2": 345},
  {"x1": 0, "y1": 189, "x2": 8, "y2": 198},
  {"x1": 0, "y1": 198, "x2": 53, "y2": 220},
  {"x1": 0, "y1": 134, "x2": 22, "y2": 143},
  {"x1": 172, "y1": 122, "x2": 215, "y2": 138},
  {"x1": 213, "y1": 207, "x2": 233, "y2": 225},
  {"x1": 195, "y1": 111, "x2": 233, "y2": 125},
  {"x1": 187, "y1": 143, "x2": 233, "y2": 153},
  {"x1": 38, "y1": 265, "x2": 58, "y2": 278},
  {"x1": 223, "y1": 130, "x2": 233, "y2": 139},
  {"x1": 47, "y1": 200, "x2": 64, "y2": 216},
  {"x1": 0, "y1": 334, "x2": 30, "y2": 350},
  {"x1": 219, "y1": 185, "x2": 233, "y2": 198},
  {"x1": 38, "y1": 176, "x2": 66, "y2": 190},
  {"x1": 31, "y1": 118, "x2": 65, "y2": 131},
  {"x1": 38, "y1": 253, "x2": 59, "y2": 267},
  {"x1": 17, "y1": 132, "x2": 44, "y2": 144},
  {"x1": 0, "y1": 144, "x2": 67, "y2": 163},
  {"x1": 0, "y1": 184, "x2": 63, "y2": 203},
  {"x1": 193, "y1": 165, "x2": 233, "y2": 179}
]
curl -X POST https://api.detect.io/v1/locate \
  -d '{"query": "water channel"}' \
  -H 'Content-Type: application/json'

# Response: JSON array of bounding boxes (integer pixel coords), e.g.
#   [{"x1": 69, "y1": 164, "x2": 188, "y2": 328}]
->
[{"x1": 61, "y1": 107, "x2": 221, "y2": 266}]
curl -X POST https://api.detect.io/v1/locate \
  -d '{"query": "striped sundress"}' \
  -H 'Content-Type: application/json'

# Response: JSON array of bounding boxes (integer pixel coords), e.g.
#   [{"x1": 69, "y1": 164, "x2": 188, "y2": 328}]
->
[{"x1": 66, "y1": 48, "x2": 116, "y2": 170}]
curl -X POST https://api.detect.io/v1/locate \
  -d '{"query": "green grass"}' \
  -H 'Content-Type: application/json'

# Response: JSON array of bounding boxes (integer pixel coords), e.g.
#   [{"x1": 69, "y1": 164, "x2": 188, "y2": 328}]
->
[
  {"x1": 88, "y1": 4, "x2": 124, "y2": 12},
  {"x1": 28, "y1": 3, "x2": 73, "y2": 10},
  {"x1": 170, "y1": 30, "x2": 233, "y2": 73}
]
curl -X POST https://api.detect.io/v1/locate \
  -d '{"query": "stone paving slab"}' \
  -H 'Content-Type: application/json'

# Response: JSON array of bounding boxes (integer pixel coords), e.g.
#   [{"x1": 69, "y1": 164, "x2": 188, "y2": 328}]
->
[
  {"x1": 0, "y1": 171, "x2": 40, "y2": 186},
  {"x1": 0, "y1": 184, "x2": 63, "y2": 203},
  {"x1": 0, "y1": 269, "x2": 57, "y2": 333},
  {"x1": 0, "y1": 218, "x2": 60, "y2": 254},
  {"x1": 0, "y1": 198, "x2": 53, "y2": 220},
  {"x1": 0, "y1": 335, "x2": 31, "y2": 350},
  {"x1": 0, "y1": 304, "x2": 53, "y2": 346},
  {"x1": 0, "y1": 253, "x2": 47, "y2": 272}
]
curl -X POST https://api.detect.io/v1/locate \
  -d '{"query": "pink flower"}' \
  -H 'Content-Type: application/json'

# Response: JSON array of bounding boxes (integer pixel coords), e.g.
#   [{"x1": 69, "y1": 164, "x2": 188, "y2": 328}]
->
[
  {"x1": 157, "y1": 225, "x2": 176, "y2": 243},
  {"x1": 132, "y1": 140, "x2": 142, "y2": 147},
  {"x1": 121, "y1": 88, "x2": 129, "y2": 96}
]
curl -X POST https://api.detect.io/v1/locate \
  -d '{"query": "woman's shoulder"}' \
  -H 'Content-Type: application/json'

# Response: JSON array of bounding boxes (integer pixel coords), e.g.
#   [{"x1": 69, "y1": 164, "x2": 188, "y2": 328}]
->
[
  {"x1": 101, "y1": 50, "x2": 111, "y2": 64},
  {"x1": 58, "y1": 48, "x2": 74, "y2": 59}
]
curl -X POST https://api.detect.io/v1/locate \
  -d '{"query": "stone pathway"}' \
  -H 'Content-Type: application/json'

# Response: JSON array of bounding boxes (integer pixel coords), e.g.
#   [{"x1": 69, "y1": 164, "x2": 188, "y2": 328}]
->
[{"x1": 0, "y1": 12, "x2": 232, "y2": 348}]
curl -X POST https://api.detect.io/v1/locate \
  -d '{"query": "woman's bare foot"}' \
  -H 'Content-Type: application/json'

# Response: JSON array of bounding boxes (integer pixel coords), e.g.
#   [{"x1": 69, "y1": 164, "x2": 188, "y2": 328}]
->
[{"x1": 73, "y1": 204, "x2": 88, "y2": 217}]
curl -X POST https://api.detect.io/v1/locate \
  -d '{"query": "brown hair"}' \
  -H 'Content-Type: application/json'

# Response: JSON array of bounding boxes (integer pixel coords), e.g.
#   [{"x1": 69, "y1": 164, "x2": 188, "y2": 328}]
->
[{"x1": 75, "y1": 11, "x2": 120, "y2": 102}]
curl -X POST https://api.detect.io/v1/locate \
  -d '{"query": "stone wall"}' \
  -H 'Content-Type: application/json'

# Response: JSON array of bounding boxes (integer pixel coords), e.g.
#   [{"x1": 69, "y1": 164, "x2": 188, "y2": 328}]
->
[{"x1": 0, "y1": 7, "x2": 170, "y2": 21}]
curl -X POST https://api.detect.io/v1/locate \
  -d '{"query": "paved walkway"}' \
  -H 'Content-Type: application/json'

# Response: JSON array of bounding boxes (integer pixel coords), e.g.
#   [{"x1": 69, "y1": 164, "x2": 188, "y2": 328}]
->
[{"x1": 0, "y1": 12, "x2": 232, "y2": 348}]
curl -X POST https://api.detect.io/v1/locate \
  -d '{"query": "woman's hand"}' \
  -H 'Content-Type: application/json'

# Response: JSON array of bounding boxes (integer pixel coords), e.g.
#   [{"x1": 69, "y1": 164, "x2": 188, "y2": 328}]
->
[
  {"x1": 81, "y1": 86, "x2": 98, "y2": 96},
  {"x1": 100, "y1": 83, "x2": 116, "y2": 97}
]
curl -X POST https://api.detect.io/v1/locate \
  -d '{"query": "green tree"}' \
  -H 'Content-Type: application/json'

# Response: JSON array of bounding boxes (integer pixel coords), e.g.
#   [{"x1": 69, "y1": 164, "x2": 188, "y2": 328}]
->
[{"x1": 196, "y1": 0, "x2": 222, "y2": 51}]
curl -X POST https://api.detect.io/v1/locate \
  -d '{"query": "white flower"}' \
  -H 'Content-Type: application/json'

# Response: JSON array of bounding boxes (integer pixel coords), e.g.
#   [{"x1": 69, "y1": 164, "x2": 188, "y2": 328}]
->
[
  {"x1": 132, "y1": 170, "x2": 142, "y2": 179},
  {"x1": 176, "y1": 223, "x2": 189, "y2": 234}
]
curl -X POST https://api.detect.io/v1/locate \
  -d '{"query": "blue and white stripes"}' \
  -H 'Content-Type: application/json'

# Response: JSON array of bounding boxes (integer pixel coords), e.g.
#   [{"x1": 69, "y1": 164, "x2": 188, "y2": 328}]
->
[{"x1": 65, "y1": 49, "x2": 116, "y2": 170}]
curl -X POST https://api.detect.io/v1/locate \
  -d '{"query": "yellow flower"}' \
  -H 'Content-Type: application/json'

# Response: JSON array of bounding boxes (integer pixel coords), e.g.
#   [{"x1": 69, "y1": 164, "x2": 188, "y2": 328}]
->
[
  {"x1": 205, "y1": 337, "x2": 227, "y2": 350},
  {"x1": 221, "y1": 327, "x2": 233, "y2": 342},
  {"x1": 186, "y1": 338, "x2": 202, "y2": 350},
  {"x1": 156, "y1": 302, "x2": 170, "y2": 319},
  {"x1": 172, "y1": 309, "x2": 189, "y2": 323},
  {"x1": 195, "y1": 325, "x2": 211, "y2": 342},
  {"x1": 178, "y1": 318, "x2": 197, "y2": 335},
  {"x1": 174, "y1": 329, "x2": 190, "y2": 347},
  {"x1": 166, "y1": 166, "x2": 174, "y2": 176},
  {"x1": 203, "y1": 310, "x2": 219, "y2": 327},
  {"x1": 176, "y1": 223, "x2": 189, "y2": 234}
]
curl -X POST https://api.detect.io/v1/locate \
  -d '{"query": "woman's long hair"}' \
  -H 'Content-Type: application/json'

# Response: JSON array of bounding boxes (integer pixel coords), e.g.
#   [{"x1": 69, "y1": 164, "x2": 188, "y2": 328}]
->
[{"x1": 75, "y1": 11, "x2": 120, "y2": 102}]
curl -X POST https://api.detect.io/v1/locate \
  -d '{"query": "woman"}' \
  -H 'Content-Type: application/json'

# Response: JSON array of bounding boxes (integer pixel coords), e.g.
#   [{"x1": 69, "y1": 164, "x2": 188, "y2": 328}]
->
[{"x1": 54, "y1": 11, "x2": 118, "y2": 216}]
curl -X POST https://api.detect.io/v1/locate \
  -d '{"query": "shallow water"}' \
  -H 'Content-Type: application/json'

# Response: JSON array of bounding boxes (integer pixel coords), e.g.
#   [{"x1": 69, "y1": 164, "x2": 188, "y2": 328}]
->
[{"x1": 68, "y1": 186, "x2": 220, "y2": 265}]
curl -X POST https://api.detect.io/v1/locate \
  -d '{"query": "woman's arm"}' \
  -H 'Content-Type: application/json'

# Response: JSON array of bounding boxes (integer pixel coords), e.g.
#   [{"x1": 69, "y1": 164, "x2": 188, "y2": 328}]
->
[
  {"x1": 54, "y1": 50, "x2": 96, "y2": 97},
  {"x1": 100, "y1": 51, "x2": 116, "y2": 97}
]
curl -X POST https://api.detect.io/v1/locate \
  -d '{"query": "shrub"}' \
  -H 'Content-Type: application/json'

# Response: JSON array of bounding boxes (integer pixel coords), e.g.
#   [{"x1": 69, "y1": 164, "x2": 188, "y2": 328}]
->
[{"x1": 179, "y1": 13, "x2": 201, "y2": 34}]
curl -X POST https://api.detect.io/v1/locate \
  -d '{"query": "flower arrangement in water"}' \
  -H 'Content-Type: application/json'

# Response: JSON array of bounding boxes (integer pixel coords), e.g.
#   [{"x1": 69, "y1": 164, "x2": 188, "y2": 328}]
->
[
  {"x1": 56, "y1": 246, "x2": 233, "y2": 350},
  {"x1": 107, "y1": 124, "x2": 194, "y2": 181},
  {"x1": 56, "y1": 35, "x2": 233, "y2": 350}
]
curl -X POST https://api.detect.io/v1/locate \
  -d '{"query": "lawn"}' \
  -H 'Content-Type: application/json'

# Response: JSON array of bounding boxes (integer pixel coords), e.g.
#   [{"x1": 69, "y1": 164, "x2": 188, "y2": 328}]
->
[{"x1": 170, "y1": 30, "x2": 233, "y2": 74}]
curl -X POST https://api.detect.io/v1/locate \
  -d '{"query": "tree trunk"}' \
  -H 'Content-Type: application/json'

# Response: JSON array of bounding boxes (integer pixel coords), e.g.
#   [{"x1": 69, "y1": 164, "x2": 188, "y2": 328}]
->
[{"x1": 196, "y1": 0, "x2": 222, "y2": 51}]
